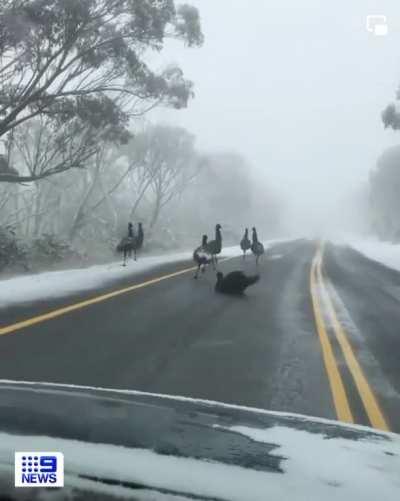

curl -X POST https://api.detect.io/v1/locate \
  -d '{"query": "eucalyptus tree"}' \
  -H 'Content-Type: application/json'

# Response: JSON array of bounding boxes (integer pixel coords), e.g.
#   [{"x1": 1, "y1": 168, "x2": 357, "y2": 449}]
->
[{"x1": 0, "y1": 0, "x2": 203, "y2": 182}]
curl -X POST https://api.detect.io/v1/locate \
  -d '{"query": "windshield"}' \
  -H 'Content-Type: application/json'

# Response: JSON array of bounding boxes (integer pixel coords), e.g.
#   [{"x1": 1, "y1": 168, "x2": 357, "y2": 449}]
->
[{"x1": 0, "y1": 1, "x2": 399, "y2": 499}]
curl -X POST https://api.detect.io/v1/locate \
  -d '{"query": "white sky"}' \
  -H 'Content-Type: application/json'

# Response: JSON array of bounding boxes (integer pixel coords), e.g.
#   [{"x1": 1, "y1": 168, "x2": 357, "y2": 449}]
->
[{"x1": 150, "y1": 0, "x2": 400, "y2": 235}]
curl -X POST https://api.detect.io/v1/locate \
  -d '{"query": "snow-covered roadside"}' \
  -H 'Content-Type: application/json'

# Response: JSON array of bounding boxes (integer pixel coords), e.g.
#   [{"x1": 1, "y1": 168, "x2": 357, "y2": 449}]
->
[
  {"x1": 346, "y1": 238, "x2": 400, "y2": 273},
  {"x1": 0, "y1": 239, "x2": 288, "y2": 309},
  {"x1": 0, "y1": 243, "x2": 281, "y2": 309},
  {"x1": 0, "y1": 250, "x2": 187, "y2": 308}
]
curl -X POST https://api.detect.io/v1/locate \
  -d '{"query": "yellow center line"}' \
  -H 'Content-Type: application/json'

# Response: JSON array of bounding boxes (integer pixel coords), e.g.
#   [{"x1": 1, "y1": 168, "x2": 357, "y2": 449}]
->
[
  {"x1": 310, "y1": 246, "x2": 354, "y2": 423},
  {"x1": 0, "y1": 256, "x2": 238, "y2": 337},
  {"x1": 317, "y1": 246, "x2": 390, "y2": 432}
]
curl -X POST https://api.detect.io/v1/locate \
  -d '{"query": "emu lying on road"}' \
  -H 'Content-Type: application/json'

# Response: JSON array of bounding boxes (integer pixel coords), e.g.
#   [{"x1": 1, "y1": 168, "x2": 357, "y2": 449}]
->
[{"x1": 215, "y1": 271, "x2": 260, "y2": 295}]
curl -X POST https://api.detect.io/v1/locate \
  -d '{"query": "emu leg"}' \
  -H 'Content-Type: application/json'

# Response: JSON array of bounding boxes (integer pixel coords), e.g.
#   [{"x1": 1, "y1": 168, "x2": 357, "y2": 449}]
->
[{"x1": 194, "y1": 264, "x2": 201, "y2": 279}]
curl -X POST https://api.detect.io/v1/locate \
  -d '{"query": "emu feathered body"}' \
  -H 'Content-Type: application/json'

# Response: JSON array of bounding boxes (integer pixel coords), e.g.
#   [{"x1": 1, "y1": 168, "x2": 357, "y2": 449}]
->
[
  {"x1": 215, "y1": 271, "x2": 260, "y2": 295},
  {"x1": 205, "y1": 224, "x2": 222, "y2": 268},
  {"x1": 193, "y1": 235, "x2": 212, "y2": 278},
  {"x1": 251, "y1": 227, "x2": 264, "y2": 264},
  {"x1": 117, "y1": 222, "x2": 144, "y2": 265},
  {"x1": 240, "y1": 228, "x2": 251, "y2": 258}
]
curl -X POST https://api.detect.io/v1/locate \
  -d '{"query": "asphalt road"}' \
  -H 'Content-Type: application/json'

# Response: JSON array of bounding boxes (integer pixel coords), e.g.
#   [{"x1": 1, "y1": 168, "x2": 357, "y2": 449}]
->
[{"x1": 0, "y1": 239, "x2": 399, "y2": 433}]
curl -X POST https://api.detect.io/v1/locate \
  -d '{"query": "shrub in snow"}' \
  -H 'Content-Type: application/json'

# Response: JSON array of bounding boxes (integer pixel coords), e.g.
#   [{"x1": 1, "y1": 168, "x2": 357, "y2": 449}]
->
[
  {"x1": 0, "y1": 225, "x2": 28, "y2": 272},
  {"x1": 0, "y1": 230, "x2": 84, "y2": 274},
  {"x1": 29, "y1": 234, "x2": 82, "y2": 266}
]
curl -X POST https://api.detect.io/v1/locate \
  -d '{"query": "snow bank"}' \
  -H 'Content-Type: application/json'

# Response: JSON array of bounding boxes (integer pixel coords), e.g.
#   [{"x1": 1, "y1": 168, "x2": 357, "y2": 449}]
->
[
  {"x1": 0, "y1": 239, "x2": 285, "y2": 309},
  {"x1": 0, "y1": 245, "x2": 250, "y2": 309},
  {"x1": 0, "y1": 251, "x2": 188, "y2": 309},
  {"x1": 347, "y1": 238, "x2": 400, "y2": 273}
]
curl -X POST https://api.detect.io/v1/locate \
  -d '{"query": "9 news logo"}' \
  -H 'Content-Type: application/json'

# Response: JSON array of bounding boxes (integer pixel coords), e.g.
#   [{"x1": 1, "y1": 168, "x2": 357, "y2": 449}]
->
[{"x1": 14, "y1": 452, "x2": 64, "y2": 487}]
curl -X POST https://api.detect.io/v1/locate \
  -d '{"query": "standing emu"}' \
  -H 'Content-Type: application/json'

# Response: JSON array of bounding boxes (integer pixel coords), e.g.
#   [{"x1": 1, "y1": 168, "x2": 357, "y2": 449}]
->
[
  {"x1": 117, "y1": 222, "x2": 135, "y2": 266},
  {"x1": 117, "y1": 222, "x2": 144, "y2": 266},
  {"x1": 251, "y1": 227, "x2": 264, "y2": 265},
  {"x1": 193, "y1": 235, "x2": 212, "y2": 279},
  {"x1": 240, "y1": 228, "x2": 251, "y2": 259},
  {"x1": 205, "y1": 224, "x2": 222, "y2": 269}
]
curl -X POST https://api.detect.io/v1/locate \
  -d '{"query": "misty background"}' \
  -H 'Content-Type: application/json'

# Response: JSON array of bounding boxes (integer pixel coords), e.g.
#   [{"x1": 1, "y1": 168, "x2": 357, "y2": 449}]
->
[
  {"x1": 151, "y1": 0, "x2": 400, "y2": 236},
  {"x1": 2, "y1": 0, "x2": 400, "y2": 274}
]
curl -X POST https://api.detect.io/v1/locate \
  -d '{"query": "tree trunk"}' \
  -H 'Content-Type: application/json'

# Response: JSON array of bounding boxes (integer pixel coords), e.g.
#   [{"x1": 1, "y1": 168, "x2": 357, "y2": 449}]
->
[{"x1": 149, "y1": 193, "x2": 162, "y2": 229}]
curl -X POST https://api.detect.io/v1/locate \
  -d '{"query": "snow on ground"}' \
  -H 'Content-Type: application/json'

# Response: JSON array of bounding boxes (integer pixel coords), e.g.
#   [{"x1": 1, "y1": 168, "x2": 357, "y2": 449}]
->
[
  {"x1": 345, "y1": 238, "x2": 400, "y2": 273},
  {"x1": 0, "y1": 242, "x2": 277, "y2": 309},
  {"x1": 0, "y1": 250, "x2": 191, "y2": 309}
]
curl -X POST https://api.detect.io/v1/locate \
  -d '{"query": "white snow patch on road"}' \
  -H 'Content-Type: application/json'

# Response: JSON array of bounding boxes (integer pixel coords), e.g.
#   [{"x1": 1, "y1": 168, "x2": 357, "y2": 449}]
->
[{"x1": 267, "y1": 253, "x2": 284, "y2": 260}]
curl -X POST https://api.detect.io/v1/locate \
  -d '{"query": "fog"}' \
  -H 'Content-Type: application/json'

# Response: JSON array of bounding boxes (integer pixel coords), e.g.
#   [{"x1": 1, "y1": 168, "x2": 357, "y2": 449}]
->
[
  {"x1": 151, "y1": 0, "x2": 400, "y2": 237},
  {"x1": 3, "y1": 0, "x2": 400, "y2": 275}
]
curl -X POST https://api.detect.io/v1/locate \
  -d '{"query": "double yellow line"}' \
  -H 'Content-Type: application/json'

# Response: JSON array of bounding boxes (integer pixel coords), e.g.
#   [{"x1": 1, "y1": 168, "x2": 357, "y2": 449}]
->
[{"x1": 310, "y1": 242, "x2": 389, "y2": 431}]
